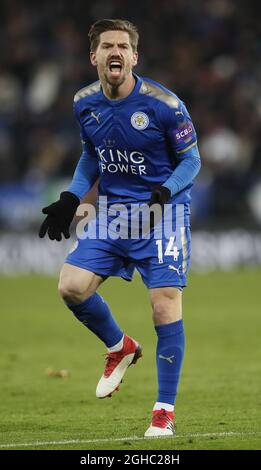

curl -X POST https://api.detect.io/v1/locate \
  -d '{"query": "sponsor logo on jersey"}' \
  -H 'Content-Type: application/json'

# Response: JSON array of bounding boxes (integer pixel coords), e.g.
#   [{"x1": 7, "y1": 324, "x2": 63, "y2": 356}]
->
[
  {"x1": 175, "y1": 125, "x2": 193, "y2": 140},
  {"x1": 174, "y1": 120, "x2": 194, "y2": 143},
  {"x1": 96, "y1": 147, "x2": 147, "y2": 175},
  {"x1": 131, "y1": 112, "x2": 149, "y2": 130}
]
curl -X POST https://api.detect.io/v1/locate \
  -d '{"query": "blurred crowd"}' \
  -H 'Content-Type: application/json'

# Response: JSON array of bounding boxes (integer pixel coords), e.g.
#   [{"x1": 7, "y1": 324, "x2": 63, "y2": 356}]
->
[{"x1": 0, "y1": 0, "x2": 260, "y2": 227}]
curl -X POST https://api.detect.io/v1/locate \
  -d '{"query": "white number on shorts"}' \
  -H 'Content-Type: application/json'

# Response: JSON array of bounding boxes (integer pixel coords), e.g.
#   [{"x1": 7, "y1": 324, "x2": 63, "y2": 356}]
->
[{"x1": 156, "y1": 237, "x2": 180, "y2": 264}]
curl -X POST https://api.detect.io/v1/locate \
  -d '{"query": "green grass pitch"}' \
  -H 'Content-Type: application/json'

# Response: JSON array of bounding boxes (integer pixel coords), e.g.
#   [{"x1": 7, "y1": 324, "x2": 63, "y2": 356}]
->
[{"x1": 0, "y1": 269, "x2": 261, "y2": 450}]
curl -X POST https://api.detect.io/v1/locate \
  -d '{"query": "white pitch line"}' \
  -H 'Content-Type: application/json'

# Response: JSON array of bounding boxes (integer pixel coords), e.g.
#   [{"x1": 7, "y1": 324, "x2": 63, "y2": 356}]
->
[{"x1": 0, "y1": 431, "x2": 260, "y2": 448}]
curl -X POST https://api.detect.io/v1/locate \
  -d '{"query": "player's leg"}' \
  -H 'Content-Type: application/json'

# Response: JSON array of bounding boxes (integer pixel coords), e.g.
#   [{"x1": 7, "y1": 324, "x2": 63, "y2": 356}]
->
[
  {"x1": 133, "y1": 220, "x2": 190, "y2": 436},
  {"x1": 144, "y1": 286, "x2": 184, "y2": 436},
  {"x1": 58, "y1": 262, "x2": 124, "y2": 350},
  {"x1": 58, "y1": 262, "x2": 104, "y2": 303},
  {"x1": 60, "y1": 234, "x2": 142, "y2": 398},
  {"x1": 59, "y1": 262, "x2": 142, "y2": 397}
]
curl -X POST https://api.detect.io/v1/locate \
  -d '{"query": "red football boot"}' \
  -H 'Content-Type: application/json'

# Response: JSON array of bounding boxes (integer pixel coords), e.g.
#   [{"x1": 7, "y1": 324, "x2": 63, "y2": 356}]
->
[{"x1": 96, "y1": 335, "x2": 142, "y2": 398}]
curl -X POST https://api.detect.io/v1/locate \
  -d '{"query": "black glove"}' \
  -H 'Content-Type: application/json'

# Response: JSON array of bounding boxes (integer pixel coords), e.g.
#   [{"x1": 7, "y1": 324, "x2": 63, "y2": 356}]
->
[
  {"x1": 149, "y1": 185, "x2": 171, "y2": 230},
  {"x1": 39, "y1": 191, "x2": 80, "y2": 241},
  {"x1": 149, "y1": 185, "x2": 171, "y2": 208}
]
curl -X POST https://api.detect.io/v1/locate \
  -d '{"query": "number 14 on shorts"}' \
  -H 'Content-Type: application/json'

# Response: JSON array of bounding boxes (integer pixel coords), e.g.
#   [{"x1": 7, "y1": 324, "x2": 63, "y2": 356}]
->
[{"x1": 156, "y1": 237, "x2": 180, "y2": 264}]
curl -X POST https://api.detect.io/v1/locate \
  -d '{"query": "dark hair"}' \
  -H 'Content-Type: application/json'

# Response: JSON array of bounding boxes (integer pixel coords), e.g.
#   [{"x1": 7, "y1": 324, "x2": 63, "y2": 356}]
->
[{"x1": 88, "y1": 19, "x2": 139, "y2": 52}]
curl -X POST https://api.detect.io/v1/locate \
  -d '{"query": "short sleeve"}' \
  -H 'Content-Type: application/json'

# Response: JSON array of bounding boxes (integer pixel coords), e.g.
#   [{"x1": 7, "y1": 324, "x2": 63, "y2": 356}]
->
[{"x1": 160, "y1": 98, "x2": 198, "y2": 157}]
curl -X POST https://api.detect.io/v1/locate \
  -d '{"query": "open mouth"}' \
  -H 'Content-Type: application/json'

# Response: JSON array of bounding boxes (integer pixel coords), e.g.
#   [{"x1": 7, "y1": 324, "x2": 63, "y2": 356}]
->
[{"x1": 108, "y1": 61, "x2": 123, "y2": 74}]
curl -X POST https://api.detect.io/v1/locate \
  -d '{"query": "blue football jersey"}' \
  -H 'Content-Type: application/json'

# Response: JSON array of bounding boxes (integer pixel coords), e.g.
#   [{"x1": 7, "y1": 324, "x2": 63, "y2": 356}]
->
[{"x1": 73, "y1": 74, "x2": 198, "y2": 204}]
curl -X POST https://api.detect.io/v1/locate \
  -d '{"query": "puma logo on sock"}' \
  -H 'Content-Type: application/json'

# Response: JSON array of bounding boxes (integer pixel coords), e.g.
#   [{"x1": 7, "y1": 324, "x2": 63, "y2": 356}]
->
[{"x1": 159, "y1": 354, "x2": 175, "y2": 364}]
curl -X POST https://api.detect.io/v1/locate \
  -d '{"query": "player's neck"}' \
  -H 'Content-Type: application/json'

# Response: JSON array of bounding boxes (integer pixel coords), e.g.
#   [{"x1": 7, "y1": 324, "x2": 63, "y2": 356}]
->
[{"x1": 102, "y1": 74, "x2": 136, "y2": 100}]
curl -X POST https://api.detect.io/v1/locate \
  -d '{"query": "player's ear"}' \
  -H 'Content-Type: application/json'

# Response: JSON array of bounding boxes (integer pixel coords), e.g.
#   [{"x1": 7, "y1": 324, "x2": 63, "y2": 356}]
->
[
  {"x1": 90, "y1": 52, "x2": 97, "y2": 66},
  {"x1": 132, "y1": 52, "x2": 138, "y2": 67}
]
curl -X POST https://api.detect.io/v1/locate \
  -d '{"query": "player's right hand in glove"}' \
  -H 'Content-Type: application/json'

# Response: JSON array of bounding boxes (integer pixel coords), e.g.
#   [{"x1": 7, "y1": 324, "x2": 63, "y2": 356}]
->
[{"x1": 38, "y1": 191, "x2": 80, "y2": 241}]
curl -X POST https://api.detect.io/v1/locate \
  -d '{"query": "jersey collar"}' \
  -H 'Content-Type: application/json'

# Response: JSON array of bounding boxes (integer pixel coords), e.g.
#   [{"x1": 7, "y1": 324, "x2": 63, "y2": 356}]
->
[{"x1": 100, "y1": 73, "x2": 142, "y2": 105}]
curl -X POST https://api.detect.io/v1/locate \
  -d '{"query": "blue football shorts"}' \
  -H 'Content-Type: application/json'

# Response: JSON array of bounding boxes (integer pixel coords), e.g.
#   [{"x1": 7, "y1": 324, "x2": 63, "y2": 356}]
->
[{"x1": 65, "y1": 203, "x2": 191, "y2": 289}]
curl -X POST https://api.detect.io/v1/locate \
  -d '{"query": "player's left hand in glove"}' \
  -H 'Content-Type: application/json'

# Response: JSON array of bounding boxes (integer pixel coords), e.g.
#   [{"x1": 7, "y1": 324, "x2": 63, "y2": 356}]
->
[
  {"x1": 38, "y1": 191, "x2": 80, "y2": 241},
  {"x1": 148, "y1": 185, "x2": 171, "y2": 230},
  {"x1": 149, "y1": 185, "x2": 171, "y2": 208}
]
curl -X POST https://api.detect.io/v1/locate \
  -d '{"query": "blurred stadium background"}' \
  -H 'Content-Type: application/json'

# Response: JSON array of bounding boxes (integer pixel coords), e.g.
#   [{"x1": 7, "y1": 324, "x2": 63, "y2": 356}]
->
[
  {"x1": 0, "y1": 0, "x2": 260, "y2": 273},
  {"x1": 0, "y1": 0, "x2": 261, "y2": 451}
]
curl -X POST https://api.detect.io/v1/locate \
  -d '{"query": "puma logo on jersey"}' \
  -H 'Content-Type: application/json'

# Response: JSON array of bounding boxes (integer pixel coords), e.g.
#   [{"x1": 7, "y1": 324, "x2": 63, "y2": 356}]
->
[
  {"x1": 159, "y1": 354, "x2": 175, "y2": 364},
  {"x1": 168, "y1": 265, "x2": 181, "y2": 275},
  {"x1": 91, "y1": 111, "x2": 101, "y2": 124}
]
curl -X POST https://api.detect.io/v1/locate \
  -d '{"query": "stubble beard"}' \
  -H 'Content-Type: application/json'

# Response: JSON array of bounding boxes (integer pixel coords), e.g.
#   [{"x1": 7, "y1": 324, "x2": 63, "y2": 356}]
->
[
  {"x1": 102, "y1": 61, "x2": 133, "y2": 99},
  {"x1": 104, "y1": 71, "x2": 126, "y2": 98},
  {"x1": 105, "y1": 72, "x2": 125, "y2": 87}
]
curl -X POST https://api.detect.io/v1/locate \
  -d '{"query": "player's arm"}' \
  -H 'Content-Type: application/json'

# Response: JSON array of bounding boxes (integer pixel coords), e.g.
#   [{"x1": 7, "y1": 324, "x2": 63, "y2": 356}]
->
[
  {"x1": 67, "y1": 138, "x2": 100, "y2": 200},
  {"x1": 149, "y1": 100, "x2": 201, "y2": 206},
  {"x1": 39, "y1": 105, "x2": 99, "y2": 241}
]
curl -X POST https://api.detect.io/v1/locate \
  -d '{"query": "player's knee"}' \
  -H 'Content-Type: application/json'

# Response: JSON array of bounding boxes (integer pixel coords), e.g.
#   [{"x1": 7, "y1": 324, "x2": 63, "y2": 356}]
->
[
  {"x1": 152, "y1": 300, "x2": 171, "y2": 324},
  {"x1": 151, "y1": 289, "x2": 182, "y2": 324},
  {"x1": 58, "y1": 278, "x2": 89, "y2": 304}
]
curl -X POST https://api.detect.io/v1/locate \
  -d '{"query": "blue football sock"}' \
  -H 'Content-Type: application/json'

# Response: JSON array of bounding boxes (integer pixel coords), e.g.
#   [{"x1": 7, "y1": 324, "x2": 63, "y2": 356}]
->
[
  {"x1": 67, "y1": 293, "x2": 123, "y2": 348},
  {"x1": 155, "y1": 320, "x2": 185, "y2": 405}
]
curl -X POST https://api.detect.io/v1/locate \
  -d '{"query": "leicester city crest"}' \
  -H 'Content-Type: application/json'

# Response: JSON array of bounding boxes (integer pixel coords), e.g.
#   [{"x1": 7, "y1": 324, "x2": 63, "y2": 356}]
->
[{"x1": 131, "y1": 112, "x2": 149, "y2": 130}]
